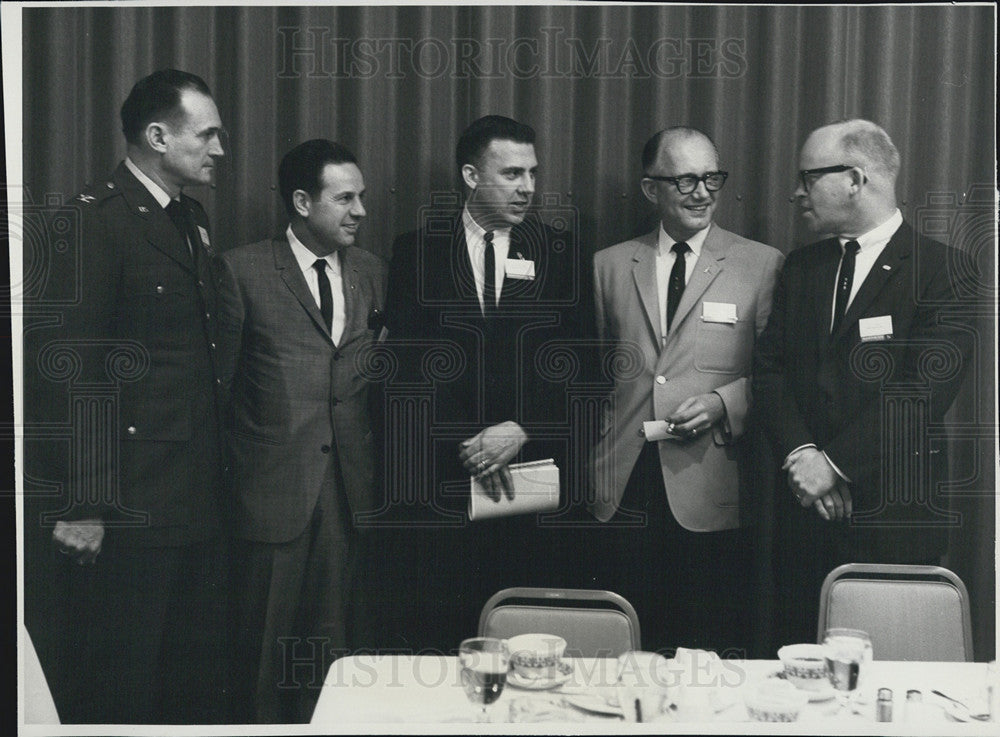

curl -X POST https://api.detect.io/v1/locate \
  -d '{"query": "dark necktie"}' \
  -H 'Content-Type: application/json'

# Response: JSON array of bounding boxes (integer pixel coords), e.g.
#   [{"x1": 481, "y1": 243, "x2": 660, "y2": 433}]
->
[
  {"x1": 313, "y1": 259, "x2": 333, "y2": 334},
  {"x1": 666, "y1": 241, "x2": 690, "y2": 331},
  {"x1": 165, "y1": 198, "x2": 199, "y2": 267},
  {"x1": 832, "y1": 239, "x2": 860, "y2": 334},
  {"x1": 482, "y1": 230, "x2": 497, "y2": 317}
]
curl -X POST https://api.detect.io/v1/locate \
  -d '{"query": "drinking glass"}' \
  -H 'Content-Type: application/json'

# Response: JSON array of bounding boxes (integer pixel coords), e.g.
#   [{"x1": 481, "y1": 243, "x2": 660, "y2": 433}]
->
[
  {"x1": 459, "y1": 637, "x2": 510, "y2": 722},
  {"x1": 823, "y1": 629, "x2": 871, "y2": 718}
]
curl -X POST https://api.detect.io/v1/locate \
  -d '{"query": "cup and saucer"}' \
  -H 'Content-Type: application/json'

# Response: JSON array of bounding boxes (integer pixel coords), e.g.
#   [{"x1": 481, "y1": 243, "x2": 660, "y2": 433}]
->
[
  {"x1": 773, "y1": 644, "x2": 837, "y2": 702},
  {"x1": 506, "y1": 634, "x2": 574, "y2": 690}
]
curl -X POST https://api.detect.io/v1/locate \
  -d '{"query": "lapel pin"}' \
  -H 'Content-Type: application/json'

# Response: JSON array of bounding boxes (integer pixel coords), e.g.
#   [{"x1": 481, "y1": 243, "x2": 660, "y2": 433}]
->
[
  {"x1": 138, "y1": 205, "x2": 149, "y2": 213},
  {"x1": 882, "y1": 264, "x2": 892, "y2": 271}
]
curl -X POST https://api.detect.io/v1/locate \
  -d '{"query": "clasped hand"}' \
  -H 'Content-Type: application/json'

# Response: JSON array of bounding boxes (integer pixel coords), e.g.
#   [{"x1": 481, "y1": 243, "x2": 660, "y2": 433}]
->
[
  {"x1": 53, "y1": 519, "x2": 105, "y2": 565},
  {"x1": 783, "y1": 448, "x2": 852, "y2": 521},
  {"x1": 458, "y1": 421, "x2": 528, "y2": 502}
]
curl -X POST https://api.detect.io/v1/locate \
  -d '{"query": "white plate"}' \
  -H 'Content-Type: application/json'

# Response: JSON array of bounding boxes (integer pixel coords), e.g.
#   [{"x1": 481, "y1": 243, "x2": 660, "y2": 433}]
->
[
  {"x1": 508, "y1": 660, "x2": 574, "y2": 691},
  {"x1": 561, "y1": 694, "x2": 625, "y2": 718}
]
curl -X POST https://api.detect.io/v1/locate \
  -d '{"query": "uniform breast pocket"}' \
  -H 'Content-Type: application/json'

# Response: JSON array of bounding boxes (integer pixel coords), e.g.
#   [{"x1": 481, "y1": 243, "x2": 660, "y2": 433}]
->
[
  {"x1": 694, "y1": 319, "x2": 752, "y2": 374},
  {"x1": 127, "y1": 270, "x2": 194, "y2": 347}
]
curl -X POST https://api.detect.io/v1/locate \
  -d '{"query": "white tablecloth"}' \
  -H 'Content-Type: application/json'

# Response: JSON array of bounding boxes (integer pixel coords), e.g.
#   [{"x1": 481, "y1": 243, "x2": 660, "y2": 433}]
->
[{"x1": 311, "y1": 655, "x2": 994, "y2": 734}]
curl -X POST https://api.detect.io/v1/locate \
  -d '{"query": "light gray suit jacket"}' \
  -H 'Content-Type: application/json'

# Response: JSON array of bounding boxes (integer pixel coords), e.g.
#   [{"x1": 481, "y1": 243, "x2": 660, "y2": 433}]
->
[
  {"x1": 589, "y1": 223, "x2": 783, "y2": 530},
  {"x1": 217, "y1": 236, "x2": 387, "y2": 543}
]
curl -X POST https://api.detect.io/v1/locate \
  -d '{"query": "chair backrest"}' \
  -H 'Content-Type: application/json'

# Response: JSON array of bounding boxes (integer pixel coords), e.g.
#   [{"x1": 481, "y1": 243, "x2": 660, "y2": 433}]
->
[
  {"x1": 478, "y1": 587, "x2": 641, "y2": 658},
  {"x1": 818, "y1": 563, "x2": 973, "y2": 662}
]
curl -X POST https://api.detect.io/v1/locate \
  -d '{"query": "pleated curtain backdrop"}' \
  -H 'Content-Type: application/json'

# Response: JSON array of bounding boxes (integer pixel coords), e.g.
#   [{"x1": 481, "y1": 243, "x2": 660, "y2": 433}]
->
[{"x1": 20, "y1": 4, "x2": 996, "y2": 657}]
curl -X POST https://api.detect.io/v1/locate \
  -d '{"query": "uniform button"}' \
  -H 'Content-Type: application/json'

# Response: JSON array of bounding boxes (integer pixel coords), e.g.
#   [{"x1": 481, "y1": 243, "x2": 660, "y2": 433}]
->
[
  {"x1": 126, "y1": 426, "x2": 137, "y2": 435},
  {"x1": 210, "y1": 342, "x2": 216, "y2": 349},
  {"x1": 655, "y1": 375, "x2": 666, "y2": 384},
  {"x1": 216, "y1": 378, "x2": 222, "y2": 385},
  {"x1": 155, "y1": 285, "x2": 164, "y2": 294},
  {"x1": 106, "y1": 182, "x2": 115, "y2": 189},
  {"x1": 205, "y1": 312, "x2": 211, "y2": 320},
  {"x1": 198, "y1": 280, "x2": 205, "y2": 287},
  {"x1": 321, "y1": 444, "x2": 331, "y2": 453}
]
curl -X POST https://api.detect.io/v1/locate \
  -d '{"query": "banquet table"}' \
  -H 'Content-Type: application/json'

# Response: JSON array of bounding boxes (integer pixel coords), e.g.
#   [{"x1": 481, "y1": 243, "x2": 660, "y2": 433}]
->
[{"x1": 310, "y1": 654, "x2": 995, "y2": 733}]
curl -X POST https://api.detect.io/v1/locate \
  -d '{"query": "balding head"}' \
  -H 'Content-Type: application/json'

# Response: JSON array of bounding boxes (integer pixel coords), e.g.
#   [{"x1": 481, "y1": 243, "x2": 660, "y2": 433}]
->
[
  {"x1": 642, "y1": 127, "x2": 719, "y2": 175},
  {"x1": 797, "y1": 119, "x2": 899, "y2": 236}
]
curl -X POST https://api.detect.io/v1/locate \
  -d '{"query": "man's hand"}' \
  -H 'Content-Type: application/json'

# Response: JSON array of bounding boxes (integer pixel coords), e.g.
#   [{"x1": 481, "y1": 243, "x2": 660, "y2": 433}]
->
[
  {"x1": 53, "y1": 519, "x2": 104, "y2": 565},
  {"x1": 459, "y1": 421, "x2": 529, "y2": 502},
  {"x1": 667, "y1": 392, "x2": 725, "y2": 440},
  {"x1": 812, "y1": 482, "x2": 853, "y2": 522},
  {"x1": 783, "y1": 447, "x2": 839, "y2": 505}
]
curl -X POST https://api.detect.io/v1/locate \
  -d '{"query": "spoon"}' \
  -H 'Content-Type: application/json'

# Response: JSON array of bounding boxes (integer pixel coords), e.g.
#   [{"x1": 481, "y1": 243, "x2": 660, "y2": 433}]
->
[{"x1": 930, "y1": 689, "x2": 991, "y2": 721}]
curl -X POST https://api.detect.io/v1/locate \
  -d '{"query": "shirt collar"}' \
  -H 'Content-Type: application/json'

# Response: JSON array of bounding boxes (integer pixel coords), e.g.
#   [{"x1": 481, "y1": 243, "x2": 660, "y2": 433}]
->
[
  {"x1": 462, "y1": 204, "x2": 512, "y2": 245},
  {"x1": 125, "y1": 157, "x2": 173, "y2": 209},
  {"x1": 286, "y1": 225, "x2": 341, "y2": 275},
  {"x1": 656, "y1": 222, "x2": 710, "y2": 259},
  {"x1": 840, "y1": 208, "x2": 903, "y2": 251}
]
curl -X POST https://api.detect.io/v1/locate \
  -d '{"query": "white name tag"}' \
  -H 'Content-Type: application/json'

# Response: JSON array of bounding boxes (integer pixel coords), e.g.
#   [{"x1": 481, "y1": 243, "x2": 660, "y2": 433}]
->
[
  {"x1": 701, "y1": 301, "x2": 738, "y2": 323},
  {"x1": 505, "y1": 258, "x2": 535, "y2": 280},
  {"x1": 642, "y1": 420, "x2": 681, "y2": 441},
  {"x1": 197, "y1": 225, "x2": 211, "y2": 247},
  {"x1": 859, "y1": 315, "x2": 893, "y2": 342}
]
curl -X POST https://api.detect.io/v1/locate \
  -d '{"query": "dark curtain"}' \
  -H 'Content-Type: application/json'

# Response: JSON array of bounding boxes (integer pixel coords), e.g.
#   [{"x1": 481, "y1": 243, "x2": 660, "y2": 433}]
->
[{"x1": 20, "y1": 4, "x2": 996, "y2": 659}]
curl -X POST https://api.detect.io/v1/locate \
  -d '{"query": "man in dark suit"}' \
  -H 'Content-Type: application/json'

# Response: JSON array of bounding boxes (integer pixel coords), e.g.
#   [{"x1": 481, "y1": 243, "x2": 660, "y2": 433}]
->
[
  {"x1": 24, "y1": 69, "x2": 229, "y2": 723},
  {"x1": 376, "y1": 116, "x2": 587, "y2": 652},
  {"x1": 754, "y1": 119, "x2": 975, "y2": 645},
  {"x1": 589, "y1": 127, "x2": 783, "y2": 655},
  {"x1": 216, "y1": 139, "x2": 385, "y2": 723}
]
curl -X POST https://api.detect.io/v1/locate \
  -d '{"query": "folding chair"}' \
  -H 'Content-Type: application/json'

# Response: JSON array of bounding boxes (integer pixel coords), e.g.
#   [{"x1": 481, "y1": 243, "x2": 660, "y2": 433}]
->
[
  {"x1": 817, "y1": 563, "x2": 973, "y2": 661},
  {"x1": 478, "y1": 587, "x2": 641, "y2": 658}
]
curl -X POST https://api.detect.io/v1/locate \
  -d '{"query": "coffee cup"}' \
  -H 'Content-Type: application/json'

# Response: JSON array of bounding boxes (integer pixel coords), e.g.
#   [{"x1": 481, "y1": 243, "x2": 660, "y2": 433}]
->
[{"x1": 507, "y1": 633, "x2": 566, "y2": 680}]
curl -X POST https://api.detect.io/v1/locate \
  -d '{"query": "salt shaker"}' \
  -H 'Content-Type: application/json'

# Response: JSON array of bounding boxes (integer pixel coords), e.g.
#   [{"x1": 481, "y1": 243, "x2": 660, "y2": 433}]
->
[{"x1": 876, "y1": 688, "x2": 893, "y2": 722}]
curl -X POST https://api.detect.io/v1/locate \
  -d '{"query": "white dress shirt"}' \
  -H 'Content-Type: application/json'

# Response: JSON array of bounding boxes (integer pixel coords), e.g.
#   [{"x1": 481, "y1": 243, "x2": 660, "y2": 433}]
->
[
  {"x1": 463, "y1": 206, "x2": 510, "y2": 313},
  {"x1": 655, "y1": 223, "x2": 709, "y2": 344},
  {"x1": 829, "y1": 208, "x2": 903, "y2": 330},
  {"x1": 125, "y1": 156, "x2": 172, "y2": 208},
  {"x1": 286, "y1": 225, "x2": 346, "y2": 345}
]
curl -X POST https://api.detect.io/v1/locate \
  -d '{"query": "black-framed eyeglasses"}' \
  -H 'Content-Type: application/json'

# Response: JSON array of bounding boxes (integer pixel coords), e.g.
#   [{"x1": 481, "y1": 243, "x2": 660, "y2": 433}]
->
[
  {"x1": 798, "y1": 164, "x2": 853, "y2": 192},
  {"x1": 644, "y1": 171, "x2": 728, "y2": 194}
]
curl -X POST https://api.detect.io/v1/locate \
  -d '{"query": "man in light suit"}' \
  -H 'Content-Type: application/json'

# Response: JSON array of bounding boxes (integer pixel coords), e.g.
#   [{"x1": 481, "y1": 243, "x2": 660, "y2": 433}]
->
[
  {"x1": 376, "y1": 116, "x2": 588, "y2": 652},
  {"x1": 590, "y1": 127, "x2": 783, "y2": 654},
  {"x1": 753, "y1": 120, "x2": 975, "y2": 646},
  {"x1": 217, "y1": 139, "x2": 385, "y2": 722},
  {"x1": 24, "y1": 69, "x2": 230, "y2": 723}
]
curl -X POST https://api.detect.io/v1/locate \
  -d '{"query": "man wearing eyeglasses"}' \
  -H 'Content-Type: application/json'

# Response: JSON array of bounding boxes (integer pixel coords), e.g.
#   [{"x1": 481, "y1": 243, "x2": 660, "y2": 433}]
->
[
  {"x1": 589, "y1": 127, "x2": 783, "y2": 654},
  {"x1": 754, "y1": 119, "x2": 975, "y2": 645}
]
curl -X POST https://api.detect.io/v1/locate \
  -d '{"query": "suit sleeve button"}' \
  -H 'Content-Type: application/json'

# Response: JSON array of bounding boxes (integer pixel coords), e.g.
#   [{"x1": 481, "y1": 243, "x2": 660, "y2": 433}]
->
[
  {"x1": 126, "y1": 426, "x2": 137, "y2": 435},
  {"x1": 321, "y1": 445, "x2": 331, "y2": 453},
  {"x1": 655, "y1": 375, "x2": 666, "y2": 384},
  {"x1": 155, "y1": 285, "x2": 165, "y2": 294}
]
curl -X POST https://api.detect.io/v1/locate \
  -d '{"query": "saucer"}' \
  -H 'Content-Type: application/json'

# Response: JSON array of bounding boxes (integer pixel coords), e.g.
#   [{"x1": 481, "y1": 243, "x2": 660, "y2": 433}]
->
[
  {"x1": 508, "y1": 660, "x2": 574, "y2": 690},
  {"x1": 768, "y1": 672, "x2": 836, "y2": 702}
]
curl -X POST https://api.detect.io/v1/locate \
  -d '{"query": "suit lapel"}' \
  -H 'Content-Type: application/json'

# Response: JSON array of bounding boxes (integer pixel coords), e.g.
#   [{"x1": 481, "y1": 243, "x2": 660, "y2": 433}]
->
[
  {"x1": 339, "y1": 247, "x2": 370, "y2": 344},
  {"x1": 631, "y1": 231, "x2": 661, "y2": 347},
  {"x1": 815, "y1": 239, "x2": 841, "y2": 336},
  {"x1": 665, "y1": 224, "x2": 727, "y2": 340},
  {"x1": 833, "y1": 224, "x2": 911, "y2": 342},
  {"x1": 114, "y1": 164, "x2": 195, "y2": 273},
  {"x1": 273, "y1": 236, "x2": 334, "y2": 346}
]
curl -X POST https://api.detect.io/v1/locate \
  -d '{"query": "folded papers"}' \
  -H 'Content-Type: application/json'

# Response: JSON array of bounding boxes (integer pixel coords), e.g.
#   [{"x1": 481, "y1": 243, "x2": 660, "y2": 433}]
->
[{"x1": 468, "y1": 459, "x2": 560, "y2": 521}]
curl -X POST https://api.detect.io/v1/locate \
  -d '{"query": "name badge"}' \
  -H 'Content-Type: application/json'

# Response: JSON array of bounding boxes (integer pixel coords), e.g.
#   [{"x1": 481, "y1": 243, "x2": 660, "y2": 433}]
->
[
  {"x1": 701, "y1": 301, "x2": 738, "y2": 324},
  {"x1": 505, "y1": 258, "x2": 535, "y2": 280},
  {"x1": 859, "y1": 315, "x2": 893, "y2": 342},
  {"x1": 197, "y1": 225, "x2": 211, "y2": 247},
  {"x1": 642, "y1": 420, "x2": 681, "y2": 441}
]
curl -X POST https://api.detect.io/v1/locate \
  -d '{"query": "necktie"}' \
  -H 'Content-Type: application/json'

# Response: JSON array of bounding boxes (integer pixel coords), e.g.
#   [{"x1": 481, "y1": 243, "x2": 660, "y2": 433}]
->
[
  {"x1": 666, "y1": 241, "x2": 690, "y2": 331},
  {"x1": 482, "y1": 230, "x2": 497, "y2": 316},
  {"x1": 832, "y1": 239, "x2": 860, "y2": 334},
  {"x1": 313, "y1": 259, "x2": 333, "y2": 334},
  {"x1": 165, "y1": 198, "x2": 199, "y2": 267}
]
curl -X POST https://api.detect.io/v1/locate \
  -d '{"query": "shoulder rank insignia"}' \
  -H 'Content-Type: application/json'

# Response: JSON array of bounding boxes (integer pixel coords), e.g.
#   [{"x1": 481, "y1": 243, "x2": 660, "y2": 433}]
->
[
  {"x1": 138, "y1": 205, "x2": 150, "y2": 213},
  {"x1": 77, "y1": 194, "x2": 96, "y2": 203}
]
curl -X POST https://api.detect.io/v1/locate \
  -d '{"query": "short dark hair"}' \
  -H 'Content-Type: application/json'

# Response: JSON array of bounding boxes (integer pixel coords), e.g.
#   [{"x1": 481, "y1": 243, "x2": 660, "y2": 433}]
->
[
  {"x1": 455, "y1": 115, "x2": 535, "y2": 171},
  {"x1": 120, "y1": 69, "x2": 212, "y2": 146},
  {"x1": 278, "y1": 139, "x2": 359, "y2": 218},
  {"x1": 641, "y1": 126, "x2": 718, "y2": 173}
]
